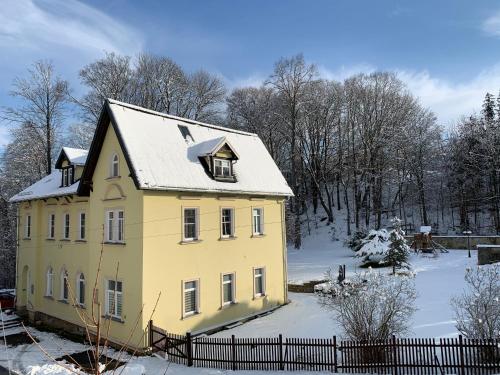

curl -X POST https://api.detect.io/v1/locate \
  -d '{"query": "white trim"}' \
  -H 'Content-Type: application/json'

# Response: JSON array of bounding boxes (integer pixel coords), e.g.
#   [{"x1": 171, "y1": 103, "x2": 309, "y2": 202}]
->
[
  {"x1": 62, "y1": 213, "x2": 70, "y2": 239},
  {"x1": 213, "y1": 158, "x2": 232, "y2": 178},
  {"x1": 220, "y1": 207, "x2": 235, "y2": 238},
  {"x1": 182, "y1": 278, "x2": 200, "y2": 318},
  {"x1": 45, "y1": 267, "x2": 53, "y2": 297},
  {"x1": 78, "y1": 211, "x2": 86, "y2": 240},
  {"x1": 104, "y1": 208, "x2": 125, "y2": 243},
  {"x1": 76, "y1": 273, "x2": 85, "y2": 306},
  {"x1": 110, "y1": 153, "x2": 120, "y2": 177},
  {"x1": 252, "y1": 207, "x2": 264, "y2": 236},
  {"x1": 105, "y1": 279, "x2": 123, "y2": 318},
  {"x1": 60, "y1": 269, "x2": 68, "y2": 301},
  {"x1": 253, "y1": 266, "x2": 266, "y2": 298},
  {"x1": 24, "y1": 214, "x2": 31, "y2": 238},
  {"x1": 47, "y1": 213, "x2": 55, "y2": 239},
  {"x1": 221, "y1": 272, "x2": 236, "y2": 307},
  {"x1": 182, "y1": 207, "x2": 199, "y2": 242}
]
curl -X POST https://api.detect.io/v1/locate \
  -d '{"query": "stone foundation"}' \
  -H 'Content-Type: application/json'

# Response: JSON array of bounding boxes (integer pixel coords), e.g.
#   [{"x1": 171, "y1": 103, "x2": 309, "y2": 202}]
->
[{"x1": 477, "y1": 245, "x2": 500, "y2": 265}]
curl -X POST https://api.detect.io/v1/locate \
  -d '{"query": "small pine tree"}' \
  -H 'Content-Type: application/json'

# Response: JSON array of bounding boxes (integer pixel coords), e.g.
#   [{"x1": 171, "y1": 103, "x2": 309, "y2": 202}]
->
[{"x1": 385, "y1": 217, "x2": 411, "y2": 274}]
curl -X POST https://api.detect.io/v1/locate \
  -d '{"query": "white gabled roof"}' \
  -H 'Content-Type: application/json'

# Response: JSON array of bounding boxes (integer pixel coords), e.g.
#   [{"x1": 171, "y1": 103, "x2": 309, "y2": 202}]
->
[
  {"x1": 10, "y1": 171, "x2": 79, "y2": 203},
  {"x1": 107, "y1": 99, "x2": 293, "y2": 196},
  {"x1": 62, "y1": 147, "x2": 88, "y2": 165}
]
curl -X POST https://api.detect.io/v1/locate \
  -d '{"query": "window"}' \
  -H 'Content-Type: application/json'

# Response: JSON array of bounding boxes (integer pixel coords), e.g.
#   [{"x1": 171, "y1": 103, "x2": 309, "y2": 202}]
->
[
  {"x1": 63, "y1": 213, "x2": 70, "y2": 239},
  {"x1": 60, "y1": 270, "x2": 68, "y2": 301},
  {"x1": 254, "y1": 268, "x2": 265, "y2": 297},
  {"x1": 183, "y1": 208, "x2": 198, "y2": 241},
  {"x1": 221, "y1": 208, "x2": 234, "y2": 238},
  {"x1": 178, "y1": 124, "x2": 194, "y2": 143},
  {"x1": 76, "y1": 273, "x2": 85, "y2": 306},
  {"x1": 46, "y1": 267, "x2": 53, "y2": 297},
  {"x1": 110, "y1": 154, "x2": 119, "y2": 177},
  {"x1": 214, "y1": 158, "x2": 231, "y2": 177},
  {"x1": 79, "y1": 212, "x2": 86, "y2": 240},
  {"x1": 252, "y1": 208, "x2": 264, "y2": 235},
  {"x1": 68, "y1": 168, "x2": 73, "y2": 185},
  {"x1": 222, "y1": 273, "x2": 235, "y2": 305},
  {"x1": 25, "y1": 215, "x2": 31, "y2": 238},
  {"x1": 48, "y1": 214, "x2": 55, "y2": 239},
  {"x1": 183, "y1": 280, "x2": 199, "y2": 316},
  {"x1": 62, "y1": 168, "x2": 68, "y2": 186},
  {"x1": 105, "y1": 209, "x2": 124, "y2": 243},
  {"x1": 106, "y1": 280, "x2": 123, "y2": 318}
]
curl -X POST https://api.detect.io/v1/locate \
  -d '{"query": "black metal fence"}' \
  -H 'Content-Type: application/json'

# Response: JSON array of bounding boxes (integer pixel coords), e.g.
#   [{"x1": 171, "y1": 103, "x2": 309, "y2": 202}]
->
[{"x1": 149, "y1": 321, "x2": 500, "y2": 374}]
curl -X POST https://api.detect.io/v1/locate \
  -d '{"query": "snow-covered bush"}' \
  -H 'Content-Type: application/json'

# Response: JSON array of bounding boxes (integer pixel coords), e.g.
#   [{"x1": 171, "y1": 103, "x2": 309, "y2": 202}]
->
[
  {"x1": 384, "y1": 217, "x2": 411, "y2": 274},
  {"x1": 345, "y1": 230, "x2": 368, "y2": 252},
  {"x1": 317, "y1": 271, "x2": 417, "y2": 341},
  {"x1": 354, "y1": 229, "x2": 390, "y2": 266},
  {"x1": 451, "y1": 264, "x2": 500, "y2": 339}
]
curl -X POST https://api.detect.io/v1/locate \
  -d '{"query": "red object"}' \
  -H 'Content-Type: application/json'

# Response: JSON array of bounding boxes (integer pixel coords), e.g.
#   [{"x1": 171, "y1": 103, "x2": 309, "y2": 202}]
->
[{"x1": 0, "y1": 292, "x2": 15, "y2": 309}]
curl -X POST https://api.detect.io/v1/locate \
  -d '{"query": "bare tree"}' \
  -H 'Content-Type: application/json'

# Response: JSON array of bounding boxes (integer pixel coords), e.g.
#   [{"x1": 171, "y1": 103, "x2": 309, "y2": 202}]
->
[
  {"x1": 185, "y1": 70, "x2": 226, "y2": 122},
  {"x1": 2, "y1": 60, "x2": 69, "y2": 174},
  {"x1": 318, "y1": 271, "x2": 417, "y2": 341},
  {"x1": 451, "y1": 264, "x2": 500, "y2": 339}
]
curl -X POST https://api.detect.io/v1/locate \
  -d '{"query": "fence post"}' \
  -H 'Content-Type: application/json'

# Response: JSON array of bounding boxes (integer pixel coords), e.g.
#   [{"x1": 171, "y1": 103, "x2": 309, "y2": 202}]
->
[
  {"x1": 279, "y1": 334, "x2": 284, "y2": 370},
  {"x1": 231, "y1": 334, "x2": 237, "y2": 371},
  {"x1": 148, "y1": 320, "x2": 153, "y2": 349},
  {"x1": 458, "y1": 335, "x2": 465, "y2": 375},
  {"x1": 392, "y1": 335, "x2": 398, "y2": 375},
  {"x1": 186, "y1": 332, "x2": 193, "y2": 367},
  {"x1": 333, "y1": 336, "x2": 338, "y2": 373}
]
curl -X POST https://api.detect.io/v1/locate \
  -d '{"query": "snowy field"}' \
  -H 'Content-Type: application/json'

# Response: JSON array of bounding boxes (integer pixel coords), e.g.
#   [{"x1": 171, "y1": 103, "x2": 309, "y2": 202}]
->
[{"x1": 0, "y1": 222, "x2": 489, "y2": 374}]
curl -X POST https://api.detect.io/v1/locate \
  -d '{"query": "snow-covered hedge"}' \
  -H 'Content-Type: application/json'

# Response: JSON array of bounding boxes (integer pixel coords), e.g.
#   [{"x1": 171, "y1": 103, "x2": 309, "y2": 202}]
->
[{"x1": 354, "y1": 229, "x2": 390, "y2": 264}]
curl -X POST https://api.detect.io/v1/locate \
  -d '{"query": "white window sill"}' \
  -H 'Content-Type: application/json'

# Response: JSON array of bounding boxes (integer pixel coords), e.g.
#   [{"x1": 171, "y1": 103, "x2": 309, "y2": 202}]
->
[
  {"x1": 251, "y1": 234, "x2": 266, "y2": 238},
  {"x1": 103, "y1": 241, "x2": 126, "y2": 246},
  {"x1": 253, "y1": 294, "x2": 266, "y2": 300},
  {"x1": 180, "y1": 239, "x2": 202, "y2": 245},
  {"x1": 220, "y1": 301, "x2": 238, "y2": 310},
  {"x1": 22, "y1": 238, "x2": 31, "y2": 241},
  {"x1": 105, "y1": 176, "x2": 121, "y2": 181},
  {"x1": 102, "y1": 314, "x2": 124, "y2": 323},
  {"x1": 182, "y1": 311, "x2": 201, "y2": 320},
  {"x1": 219, "y1": 236, "x2": 237, "y2": 241}
]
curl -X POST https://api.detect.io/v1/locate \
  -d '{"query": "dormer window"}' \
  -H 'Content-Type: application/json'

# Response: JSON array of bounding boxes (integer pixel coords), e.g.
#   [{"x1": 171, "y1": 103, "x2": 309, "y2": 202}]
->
[
  {"x1": 110, "y1": 154, "x2": 119, "y2": 177},
  {"x1": 61, "y1": 166, "x2": 74, "y2": 187},
  {"x1": 214, "y1": 158, "x2": 231, "y2": 178}
]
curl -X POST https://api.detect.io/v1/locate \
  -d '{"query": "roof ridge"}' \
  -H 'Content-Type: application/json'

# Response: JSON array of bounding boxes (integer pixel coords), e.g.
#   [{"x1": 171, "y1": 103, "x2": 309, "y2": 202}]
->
[{"x1": 107, "y1": 98, "x2": 258, "y2": 137}]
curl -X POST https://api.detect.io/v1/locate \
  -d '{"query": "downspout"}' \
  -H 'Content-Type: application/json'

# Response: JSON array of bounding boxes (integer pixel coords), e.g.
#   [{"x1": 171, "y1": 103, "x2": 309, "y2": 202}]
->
[
  {"x1": 15, "y1": 204, "x2": 20, "y2": 306},
  {"x1": 280, "y1": 199, "x2": 289, "y2": 304}
]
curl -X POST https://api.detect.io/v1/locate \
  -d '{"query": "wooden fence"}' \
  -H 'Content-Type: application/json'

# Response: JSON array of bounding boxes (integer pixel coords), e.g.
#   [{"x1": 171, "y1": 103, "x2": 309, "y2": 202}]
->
[{"x1": 149, "y1": 322, "x2": 500, "y2": 374}]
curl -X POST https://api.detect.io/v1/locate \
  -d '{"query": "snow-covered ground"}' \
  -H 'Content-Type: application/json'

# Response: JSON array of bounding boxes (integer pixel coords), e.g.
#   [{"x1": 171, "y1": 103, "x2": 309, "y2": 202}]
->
[{"x1": 0, "y1": 221, "x2": 490, "y2": 374}]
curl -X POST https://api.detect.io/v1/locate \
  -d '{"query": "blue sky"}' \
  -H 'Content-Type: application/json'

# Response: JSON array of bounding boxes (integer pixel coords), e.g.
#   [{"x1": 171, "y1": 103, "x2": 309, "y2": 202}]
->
[{"x1": 2, "y1": 0, "x2": 500, "y2": 147}]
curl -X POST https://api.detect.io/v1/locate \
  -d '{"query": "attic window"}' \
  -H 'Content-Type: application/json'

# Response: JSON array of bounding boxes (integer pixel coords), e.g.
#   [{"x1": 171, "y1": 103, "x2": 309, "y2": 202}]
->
[
  {"x1": 61, "y1": 166, "x2": 74, "y2": 187},
  {"x1": 178, "y1": 125, "x2": 194, "y2": 143},
  {"x1": 214, "y1": 158, "x2": 231, "y2": 178}
]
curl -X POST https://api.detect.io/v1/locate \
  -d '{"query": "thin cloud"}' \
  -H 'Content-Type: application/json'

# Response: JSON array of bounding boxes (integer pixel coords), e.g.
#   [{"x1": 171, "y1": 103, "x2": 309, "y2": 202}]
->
[
  {"x1": 0, "y1": 0, "x2": 142, "y2": 56},
  {"x1": 482, "y1": 11, "x2": 500, "y2": 37}
]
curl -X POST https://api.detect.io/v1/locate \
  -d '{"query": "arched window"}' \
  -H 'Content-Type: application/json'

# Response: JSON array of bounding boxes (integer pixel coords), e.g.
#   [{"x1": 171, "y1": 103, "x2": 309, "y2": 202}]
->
[
  {"x1": 46, "y1": 267, "x2": 53, "y2": 297},
  {"x1": 110, "y1": 154, "x2": 119, "y2": 177},
  {"x1": 60, "y1": 269, "x2": 68, "y2": 301},
  {"x1": 76, "y1": 273, "x2": 85, "y2": 306}
]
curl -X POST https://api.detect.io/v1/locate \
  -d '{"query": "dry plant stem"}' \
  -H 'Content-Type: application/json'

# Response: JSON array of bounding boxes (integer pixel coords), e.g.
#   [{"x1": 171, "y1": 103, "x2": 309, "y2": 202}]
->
[{"x1": 21, "y1": 322, "x2": 81, "y2": 375}]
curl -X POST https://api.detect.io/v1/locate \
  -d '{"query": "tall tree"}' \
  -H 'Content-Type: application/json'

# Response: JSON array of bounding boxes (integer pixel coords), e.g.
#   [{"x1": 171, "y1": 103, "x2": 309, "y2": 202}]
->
[{"x1": 2, "y1": 60, "x2": 69, "y2": 174}]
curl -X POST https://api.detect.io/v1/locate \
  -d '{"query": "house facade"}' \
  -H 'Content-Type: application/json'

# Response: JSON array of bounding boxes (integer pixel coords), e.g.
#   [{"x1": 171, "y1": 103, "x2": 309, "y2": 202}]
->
[{"x1": 11, "y1": 99, "x2": 293, "y2": 350}]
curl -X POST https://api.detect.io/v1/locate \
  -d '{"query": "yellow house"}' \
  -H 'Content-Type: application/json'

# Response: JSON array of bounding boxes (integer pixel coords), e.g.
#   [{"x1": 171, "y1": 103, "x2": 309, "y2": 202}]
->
[{"x1": 11, "y1": 99, "x2": 293, "y2": 350}]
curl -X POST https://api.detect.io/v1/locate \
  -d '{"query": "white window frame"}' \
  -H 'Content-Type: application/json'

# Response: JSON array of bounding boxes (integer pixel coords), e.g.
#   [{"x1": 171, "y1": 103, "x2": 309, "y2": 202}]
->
[
  {"x1": 252, "y1": 207, "x2": 264, "y2": 236},
  {"x1": 76, "y1": 273, "x2": 85, "y2": 306},
  {"x1": 62, "y1": 213, "x2": 70, "y2": 240},
  {"x1": 253, "y1": 267, "x2": 266, "y2": 298},
  {"x1": 48, "y1": 213, "x2": 55, "y2": 239},
  {"x1": 62, "y1": 168, "x2": 68, "y2": 186},
  {"x1": 78, "y1": 212, "x2": 86, "y2": 240},
  {"x1": 221, "y1": 272, "x2": 236, "y2": 306},
  {"x1": 182, "y1": 279, "x2": 200, "y2": 317},
  {"x1": 68, "y1": 167, "x2": 73, "y2": 185},
  {"x1": 110, "y1": 153, "x2": 119, "y2": 177},
  {"x1": 60, "y1": 269, "x2": 68, "y2": 301},
  {"x1": 220, "y1": 207, "x2": 235, "y2": 238},
  {"x1": 105, "y1": 279, "x2": 123, "y2": 319},
  {"x1": 214, "y1": 158, "x2": 231, "y2": 177},
  {"x1": 25, "y1": 214, "x2": 31, "y2": 239},
  {"x1": 182, "y1": 207, "x2": 199, "y2": 242},
  {"x1": 46, "y1": 267, "x2": 53, "y2": 297},
  {"x1": 105, "y1": 209, "x2": 125, "y2": 243}
]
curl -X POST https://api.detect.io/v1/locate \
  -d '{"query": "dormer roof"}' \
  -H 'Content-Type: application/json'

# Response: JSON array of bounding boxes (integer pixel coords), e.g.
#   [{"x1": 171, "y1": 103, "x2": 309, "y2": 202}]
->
[
  {"x1": 191, "y1": 137, "x2": 239, "y2": 160},
  {"x1": 55, "y1": 147, "x2": 88, "y2": 169}
]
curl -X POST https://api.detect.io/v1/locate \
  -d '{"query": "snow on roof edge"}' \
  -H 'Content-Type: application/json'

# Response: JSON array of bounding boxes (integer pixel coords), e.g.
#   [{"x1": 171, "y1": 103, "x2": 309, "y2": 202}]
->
[
  {"x1": 107, "y1": 98, "x2": 258, "y2": 137},
  {"x1": 141, "y1": 185, "x2": 293, "y2": 197}
]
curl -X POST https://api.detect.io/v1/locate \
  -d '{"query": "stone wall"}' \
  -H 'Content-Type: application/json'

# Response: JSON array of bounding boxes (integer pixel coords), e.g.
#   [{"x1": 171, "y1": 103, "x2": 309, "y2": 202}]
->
[
  {"x1": 404, "y1": 235, "x2": 500, "y2": 250},
  {"x1": 477, "y1": 246, "x2": 500, "y2": 265}
]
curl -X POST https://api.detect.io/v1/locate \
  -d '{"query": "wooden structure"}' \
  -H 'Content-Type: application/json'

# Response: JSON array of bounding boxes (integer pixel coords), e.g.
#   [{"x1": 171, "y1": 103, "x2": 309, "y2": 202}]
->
[
  {"x1": 411, "y1": 226, "x2": 449, "y2": 253},
  {"x1": 150, "y1": 322, "x2": 500, "y2": 374}
]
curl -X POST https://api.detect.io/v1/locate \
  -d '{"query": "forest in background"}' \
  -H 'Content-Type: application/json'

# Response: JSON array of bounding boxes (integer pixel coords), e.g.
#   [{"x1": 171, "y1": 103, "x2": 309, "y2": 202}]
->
[{"x1": 1, "y1": 52, "x2": 499, "y2": 287}]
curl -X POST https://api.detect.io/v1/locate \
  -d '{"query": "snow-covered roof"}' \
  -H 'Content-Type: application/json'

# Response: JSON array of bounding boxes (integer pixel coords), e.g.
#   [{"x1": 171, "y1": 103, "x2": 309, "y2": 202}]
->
[
  {"x1": 98, "y1": 99, "x2": 292, "y2": 196},
  {"x1": 10, "y1": 170, "x2": 79, "y2": 203},
  {"x1": 62, "y1": 147, "x2": 88, "y2": 165}
]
